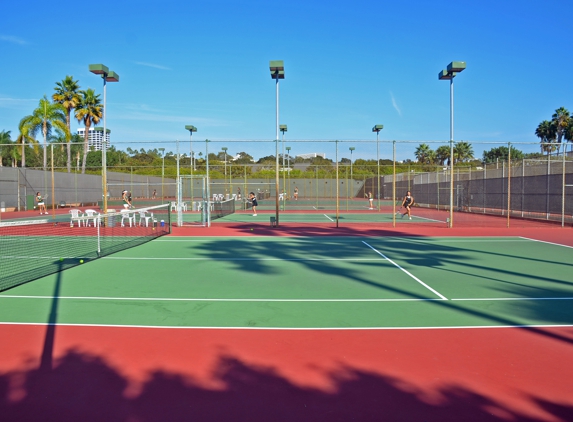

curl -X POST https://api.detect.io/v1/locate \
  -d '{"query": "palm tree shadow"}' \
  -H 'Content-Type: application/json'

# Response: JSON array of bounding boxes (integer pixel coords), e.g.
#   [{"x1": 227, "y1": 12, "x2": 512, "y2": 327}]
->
[{"x1": 1, "y1": 348, "x2": 572, "y2": 422}]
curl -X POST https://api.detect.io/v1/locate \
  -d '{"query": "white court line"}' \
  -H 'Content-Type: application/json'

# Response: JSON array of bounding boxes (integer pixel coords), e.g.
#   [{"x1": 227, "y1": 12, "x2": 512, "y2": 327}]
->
[
  {"x1": 452, "y1": 297, "x2": 573, "y2": 301},
  {"x1": 102, "y1": 257, "x2": 382, "y2": 261},
  {"x1": 519, "y1": 236, "x2": 573, "y2": 249},
  {"x1": 323, "y1": 214, "x2": 334, "y2": 221},
  {"x1": 1, "y1": 321, "x2": 572, "y2": 331},
  {"x1": 361, "y1": 241, "x2": 448, "y2": 300},
  {"x1": 0, "y1": 295, "x2": 444, "y2": 303},
  {"x1": 412, "y1": 216, "x2": 445, "y2": 223},
  {"x1": 4, "y1": 294, "x2": 570, "y2": 303}
]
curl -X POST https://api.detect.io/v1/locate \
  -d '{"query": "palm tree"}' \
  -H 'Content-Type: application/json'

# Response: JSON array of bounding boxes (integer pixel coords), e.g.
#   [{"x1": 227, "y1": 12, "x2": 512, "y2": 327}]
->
[
  {"x1": 14, "y1": 119, "x2": 41, "y2": 168},
  {"x1": 75, "y1": 88, "x2": 102, "y2": 174},
  {"x1": 453, "y1": 141, "x2": 474, "y2": 163},
  {"x1": 0, "y1": 130, "x2": 12, "y2": 167},
  {"x1": 551, "y1": 107, "x2": 570, "y2": 155},
  {"x1": 19, "y1": 96, "x2": 68, "y2": 170},
  {"x1": 53, "y1": 76, "x2": 81, "y2": 173},
  {"x1": 435, "y1": 145, "x2": 450, "y2": 166},
  {"x1": 535, "y1": 120, "x2": 556, "y2": 155},
  {"x1": 564, "y1": 120, "x2": 573, "y2": 155},
  {"x1": 414, "y1": 143, "x2": 432, "y2": 164}
]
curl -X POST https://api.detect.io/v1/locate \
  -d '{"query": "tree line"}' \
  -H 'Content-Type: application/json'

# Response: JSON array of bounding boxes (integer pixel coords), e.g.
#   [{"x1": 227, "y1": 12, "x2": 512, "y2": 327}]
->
[
  {"x1": 1, "y1": 74, "x2": 569, "y2": 172},
  {"x1": 535, "y1": 107, "x2": 573, "y2": 155}
]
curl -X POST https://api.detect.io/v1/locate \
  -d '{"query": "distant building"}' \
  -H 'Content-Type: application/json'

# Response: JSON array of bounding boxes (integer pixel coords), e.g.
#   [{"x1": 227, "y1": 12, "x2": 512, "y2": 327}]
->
[
  {"x1": 296, "y1": 153, "x2": 326, "y2": 159},
  {"x1": 77, "y1": 127, "x2": 111, "y2": 151}
]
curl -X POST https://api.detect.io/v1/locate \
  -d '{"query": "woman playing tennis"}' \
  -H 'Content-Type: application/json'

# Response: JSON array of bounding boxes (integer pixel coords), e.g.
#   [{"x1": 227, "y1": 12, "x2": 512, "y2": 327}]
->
[
  {"x1": 249, "y1": 192, "x2": 258, "y2": 216},
  {"x1": 401, "y1": 191, "x2": 414, "y2": 220},
  {"x1": 36, "y1": 192, "x2": 47, "y2": 215}
]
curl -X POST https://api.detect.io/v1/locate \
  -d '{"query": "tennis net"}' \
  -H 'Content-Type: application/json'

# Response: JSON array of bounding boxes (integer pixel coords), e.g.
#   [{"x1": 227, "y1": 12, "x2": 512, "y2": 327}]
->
[
  {"x1": 212, "y1": 198, "x2": 236, "y2": 220},
  {"x1": 0, "y1": 203, "x2": 170, "y2": 292}
]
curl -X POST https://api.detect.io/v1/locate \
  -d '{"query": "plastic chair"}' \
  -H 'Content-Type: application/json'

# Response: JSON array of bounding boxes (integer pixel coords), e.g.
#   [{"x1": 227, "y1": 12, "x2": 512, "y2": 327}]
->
[
  {"x1": 138, "y1": 210, "x2": 151, "y2": 227},
  {"x1": 69, "y1": 209, "x2": 83, "y2": 227},
  {"x1": 181, "y1": 202, "x2": 188, "y2": 211},
  {"x1": 84, "y1": 209, "x2": 100, "y2": 227},
  {"x1": 120, "y1": 209, "x2": 135, "y2": 227},
  {"x1": 170, "y1": 201, "x2": 177, "y2": 212}
]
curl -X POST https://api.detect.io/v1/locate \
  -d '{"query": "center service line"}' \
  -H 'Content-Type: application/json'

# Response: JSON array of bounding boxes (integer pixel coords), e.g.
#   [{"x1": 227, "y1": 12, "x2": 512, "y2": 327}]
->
[{"x1": 361, "y1": 241, "x2": 448, "y2": 300}]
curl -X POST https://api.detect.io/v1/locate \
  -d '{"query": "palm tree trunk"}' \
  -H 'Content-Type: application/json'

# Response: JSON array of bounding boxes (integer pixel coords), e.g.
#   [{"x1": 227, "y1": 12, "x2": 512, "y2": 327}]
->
[
  {"x1": 43, "y1": 124, "x2": 48, "y2": 170},
  {"x1": 81, "y1": 123, "x2": 89, "y2": 174},
  {"x1": 21, "y1": 142, "x2": 26, "y2": 167},
  {"x1": 66, "y1": 111, "x2": 72, "y2": 173}
]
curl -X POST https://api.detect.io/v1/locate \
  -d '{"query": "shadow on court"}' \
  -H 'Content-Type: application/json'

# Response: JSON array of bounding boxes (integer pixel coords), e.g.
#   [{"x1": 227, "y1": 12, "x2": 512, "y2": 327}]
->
[
  {"x1": 1, "y1": 348, "x2": 572, "y2": 421},
  {"x1": 189, "y1": 235, "x2": 573, "y2": 345}
]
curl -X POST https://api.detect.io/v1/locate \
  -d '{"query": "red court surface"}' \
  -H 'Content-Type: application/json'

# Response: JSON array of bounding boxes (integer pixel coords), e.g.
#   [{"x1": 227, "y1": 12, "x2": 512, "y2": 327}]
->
[
  {"x1": 1, "y1": 325, "x2": 573, "y2": 421},
  {"x1": 1, "y1": 215, "x2": 573, "y2": 421}
]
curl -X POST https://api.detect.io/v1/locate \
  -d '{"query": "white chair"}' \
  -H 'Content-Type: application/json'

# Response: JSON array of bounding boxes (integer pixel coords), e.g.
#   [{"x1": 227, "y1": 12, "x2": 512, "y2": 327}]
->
[
  {"x1": 180, "y1": 202, "x2": 188, "y2": 211},
  {"x1": 218, "y1": 194, "x2": 224, "y2": 201},
  {"x1": 69, "y1": 209, "x2": 83, "y2": 227},
  {"x1": 170, "y1": 201, "x2": 177, "y2": 212},
  {"x1": 120, "y1": 209, "x2": 135, "y2": 227},
  {"x1": 138, "y1": 210, "x2": 152, "y2": 227},
  {"x1": 213, "y1": 194, "x2": 218, "y2": 202},
  {"x1": 84, "y1": 209, "x2": 100, "y2": 227}
]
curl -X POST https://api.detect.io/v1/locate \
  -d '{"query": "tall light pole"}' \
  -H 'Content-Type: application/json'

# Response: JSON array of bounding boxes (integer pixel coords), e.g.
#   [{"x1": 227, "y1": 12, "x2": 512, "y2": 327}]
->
[
  {"x1": 280, "y1": 124, "x2": 287, "y2": 205},
  {"x1": 286, "y1": 146, "x2": 291, "y2": 199},
  {"x1": 89, "y1": 64, "x2": 119, "y2": 214},
  {"x1": 372, "y1": 125, "x2": 383, "y2": 209},
  {"x1": 270, "y1": 60, "x2": 284, "y2": 226},
  {"x1": 185, "y1": 125, "x2": 197, "y2": 204},
  {"x1": 439, "y1": 61, "x2": 466, "y2": 228},
  {"x1": 222, "y1": 147, "x2": 228, "y2": 177},
  {"x1": 349, "y1": 147, "x2": 355, "y2": 181},
  {"x1": 159, "y1": 148, "x2": 165, "y2": 201},
  {"x1": 185, "y1": 125, "x2": 197, "y2": 172}
]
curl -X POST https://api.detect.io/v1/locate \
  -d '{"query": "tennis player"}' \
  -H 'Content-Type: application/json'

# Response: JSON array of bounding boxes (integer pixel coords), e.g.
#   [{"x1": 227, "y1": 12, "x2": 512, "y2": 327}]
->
[
  {"x1": 122, "y1": 190, "x2": 132, "y2": 209},
  {"x1": 401, "y1": 191, "x2": 414, "y2": 220},
  {"x1": 36, "y1": 192, "x2": 47, "y2": 214},
  {"x1": 368, "y1": 192, "x2": 374, "y2": 209},
  {"x1": 249, "y1": 192, "x2": 258, "y2": 216},
  {"x1": 293, "y1": 186, "x2": 298, "y2": 200}
]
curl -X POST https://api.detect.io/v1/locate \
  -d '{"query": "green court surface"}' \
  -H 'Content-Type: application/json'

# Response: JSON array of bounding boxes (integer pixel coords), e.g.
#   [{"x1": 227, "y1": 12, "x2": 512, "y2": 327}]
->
[
  {"x1": 197, "y1": 212, "x2": 442, "y2": 224},
  {"x1": 1, "y1": 236, "x2": 572, "y2": 329}
]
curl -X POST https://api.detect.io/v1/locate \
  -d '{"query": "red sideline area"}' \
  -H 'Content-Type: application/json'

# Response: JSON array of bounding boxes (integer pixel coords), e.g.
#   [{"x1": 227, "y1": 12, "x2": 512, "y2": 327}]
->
[
  {"x1": 1, "y1": 325, "x2": 573, "y2": 421},
  {"x1": 2, "y1": 209, "x2": 573, "y2": 420}
]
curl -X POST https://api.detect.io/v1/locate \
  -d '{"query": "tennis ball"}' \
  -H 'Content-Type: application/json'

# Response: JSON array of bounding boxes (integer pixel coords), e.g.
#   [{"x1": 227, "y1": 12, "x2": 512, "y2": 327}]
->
[
  {"x1": 60, "y1": 258, "x2": 63, "y2": 261},
  {"x1": 251, "y1": 228, "x2": 253, "y2": 231},
  {"x1": 80, "y1": 259, "x2": 84, "y2": 264}
]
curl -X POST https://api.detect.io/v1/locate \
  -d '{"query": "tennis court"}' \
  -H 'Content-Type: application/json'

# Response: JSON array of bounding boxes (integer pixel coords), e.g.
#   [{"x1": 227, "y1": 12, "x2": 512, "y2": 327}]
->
[
  {"x1": 1, "y1": 235, "x2": 572, "y2": 328},
  {"x1": 2, "y1": 213, "x2": 573, "y2": 421}
]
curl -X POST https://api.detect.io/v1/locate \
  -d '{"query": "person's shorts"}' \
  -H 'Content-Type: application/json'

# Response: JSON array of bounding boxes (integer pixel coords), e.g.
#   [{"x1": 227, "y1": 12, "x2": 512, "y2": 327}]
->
[{"x1": 123, "y1": 204, "x2": 130, "y2": 209}]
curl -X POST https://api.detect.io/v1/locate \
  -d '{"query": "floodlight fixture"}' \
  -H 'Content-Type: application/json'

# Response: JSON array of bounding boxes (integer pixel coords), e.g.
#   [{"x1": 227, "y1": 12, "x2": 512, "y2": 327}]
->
[
  {"x1": 438, "y1": 61, "x2": 466, "y2": 228},
  {"x1": 269, "y1": 60, "x2": 285, "y2": 226},
  {"x1": 185, "y1": 125, "x2": 197, "y2": 171},
  {"x1": 89, "y1": 63, "x2": 119, "y2": 214}
]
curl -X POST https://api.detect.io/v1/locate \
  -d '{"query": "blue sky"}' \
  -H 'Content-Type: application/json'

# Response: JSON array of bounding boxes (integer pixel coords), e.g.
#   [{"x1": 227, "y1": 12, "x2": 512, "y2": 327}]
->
[{"x1": 1, "y1": 0, "x2": 572, "y2": 161}]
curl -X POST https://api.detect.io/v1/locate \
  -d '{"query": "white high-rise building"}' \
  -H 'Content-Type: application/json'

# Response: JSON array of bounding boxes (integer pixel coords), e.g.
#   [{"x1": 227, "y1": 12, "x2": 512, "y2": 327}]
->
[{"x1": 77, "y1": 127, "x2": 111, "y2": 151}]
